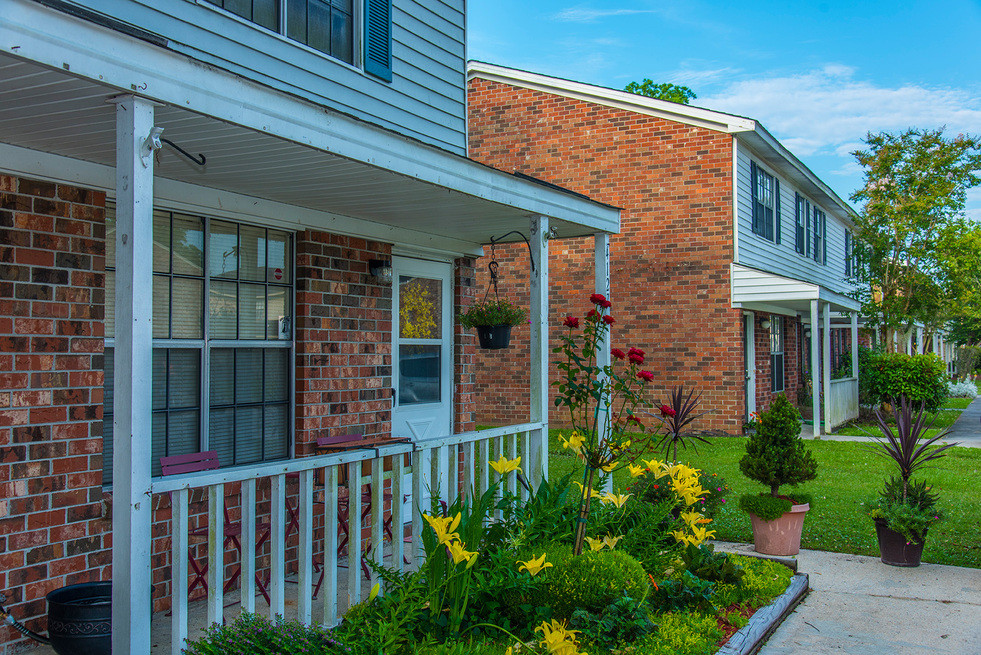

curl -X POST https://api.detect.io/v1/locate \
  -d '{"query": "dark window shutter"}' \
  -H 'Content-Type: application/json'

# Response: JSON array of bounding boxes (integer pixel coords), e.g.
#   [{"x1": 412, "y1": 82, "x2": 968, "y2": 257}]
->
[
  {"x1": 822, "y1": 213, "x2": 827, "y2": 264},
  {"x1": 364, "y1": 0, "x2": 392, "y2": 82},
  {"x1": 750, "y1": 161, "x2": 759, "y2": 235},
  {"x1": 845, "y1": 231, "x2": 852, "y2": 276},
  {"x1": 774, "y1": 179, "x2": 781, "y2": 244}
]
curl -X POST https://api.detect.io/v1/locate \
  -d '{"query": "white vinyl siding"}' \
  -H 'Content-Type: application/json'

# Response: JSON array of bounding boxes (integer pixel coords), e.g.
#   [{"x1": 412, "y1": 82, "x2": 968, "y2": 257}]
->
[
  {"x1": 735, "y1": 144, "x2": 852, "y2": 294},
  {"x1": 77, "y1": 0, "x2": 466, "y2": 153}
]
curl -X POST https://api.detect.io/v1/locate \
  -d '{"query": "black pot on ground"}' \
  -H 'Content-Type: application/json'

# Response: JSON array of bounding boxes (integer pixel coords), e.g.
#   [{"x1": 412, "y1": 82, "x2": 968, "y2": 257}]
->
[
  {"x1": 874, "y1": 519, "x2": 926, "y2": 567},
  {"x1": 475, "y1": 324, "x2": 512, "y2": 349},
  {"x1": 46, "y1": 581, "x2": 112, "y2": 655}
]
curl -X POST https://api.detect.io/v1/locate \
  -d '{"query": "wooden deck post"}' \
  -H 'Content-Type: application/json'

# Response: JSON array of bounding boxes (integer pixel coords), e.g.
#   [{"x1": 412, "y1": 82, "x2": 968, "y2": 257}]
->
[
  {"x1": 529, "y1": 215, "x2": 550, "y2": 485},
  {"x1": 110, "y1": 94, "x2": 155, "y2": 655}
]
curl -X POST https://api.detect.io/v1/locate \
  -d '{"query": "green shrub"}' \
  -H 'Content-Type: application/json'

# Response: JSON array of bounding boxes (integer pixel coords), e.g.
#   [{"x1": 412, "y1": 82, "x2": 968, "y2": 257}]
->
[
  {"x1": 650, "y1": 570, "x2": 716, "y2": 613},
  {"x1": 681, "y1": 543, "x2": 745, "y2": 584},
  {"x1": 630, "y1": 612, "x2": 724, "y2": 655},
  {"x1": 569, "y1": 594, "x2": 656, "y2": 650},
  {"x1": 733, "y1": 555, "x2": 793, "y2": 604},
  {"x1": 739, "y1": 395, "x2": 817, "y2": 498},
  {"x1": 535, "y1": 543, "x2": 650, "y2": 619},
  {"x1": 860, "y1": 350, "x2": 947, "y2": 411},
  {"x1": 183, "y1": 612, "x2": 348, "y2": 655},
  {"x1": 590, "y1": 498, "x2": 677, "y2": 577},
  {"x1": 739, "y1": 492, "x2": 812, "y2": 521}
]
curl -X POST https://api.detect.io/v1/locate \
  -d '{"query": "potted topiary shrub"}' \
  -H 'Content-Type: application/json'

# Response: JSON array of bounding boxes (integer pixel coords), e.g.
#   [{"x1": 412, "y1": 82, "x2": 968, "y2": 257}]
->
[
  {"x1": 866, "y1": 395, "x2": 957, "y2": 566},
  {"x1": 458, "y1": 298, "x2": 527, "y2": 349},
  {"x1": 738, "y1": 394, "x2": 818, "y2": 556}
]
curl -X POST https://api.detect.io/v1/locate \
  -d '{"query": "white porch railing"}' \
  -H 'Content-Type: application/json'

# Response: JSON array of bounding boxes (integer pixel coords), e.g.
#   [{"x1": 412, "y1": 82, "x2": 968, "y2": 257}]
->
[
  {"x1": 827, "y1": 377, "x2": 859, "y2": 429},
  {"x1": 148, "y1": 422, "x2": 546, "y2": 654}
]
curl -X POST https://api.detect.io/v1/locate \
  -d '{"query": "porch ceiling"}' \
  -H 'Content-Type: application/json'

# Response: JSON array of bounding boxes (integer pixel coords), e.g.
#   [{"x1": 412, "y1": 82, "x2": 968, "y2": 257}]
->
[
  {"x1": 731, "y1": 263, "x2": 861, "y2": 316},
  {"x1": 0, "y1": 54, "x2": 619, "y2": 249}
]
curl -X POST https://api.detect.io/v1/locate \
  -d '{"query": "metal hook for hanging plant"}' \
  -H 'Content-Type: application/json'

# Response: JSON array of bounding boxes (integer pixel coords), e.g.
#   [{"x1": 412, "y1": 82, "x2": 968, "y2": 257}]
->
[{"x1": 484, "y1": 260, "x2": 501, "y2": 303}]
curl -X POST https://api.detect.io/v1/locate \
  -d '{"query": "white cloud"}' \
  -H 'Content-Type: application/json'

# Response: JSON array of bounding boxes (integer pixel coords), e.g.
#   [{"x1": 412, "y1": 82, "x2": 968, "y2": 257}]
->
[{"x1": 553, "y1": 7, "x2": 659, "y2": 23}]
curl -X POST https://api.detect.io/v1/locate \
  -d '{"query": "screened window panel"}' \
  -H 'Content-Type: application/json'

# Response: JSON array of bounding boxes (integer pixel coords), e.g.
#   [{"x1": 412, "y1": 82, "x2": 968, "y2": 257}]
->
[
  {"x1": 239, "y1": 283, "x2": 267, "y2": 339},
  {"x1": 152, "y1": 276, "x2": 170, "y2": 339},
  {"x1": 253, "y1": 0, "x2": 278, "y2": 30},
  {"x1": 307, "y1": 0, "x2": 331, "y2": 54},
  {"x1": 263, "y1": 404, "x2": 289, "y2": 460},
  {"x1": 399, "y1": 276, "x2": 442, "y2": 339},
  {"x1": 152, "y1": 350, "x2": 167, "y2": 411},
  {"x1": 235, "y1": 349, "x2": 264, "y2": 404},
  {"x1": 209, "y1": 407, "x2": 235, "y2": 470},
  {"x1": 210, "y1": 349, "x2": 235, "y2": 406},
  {"x1": 102, "y1": 348, "x2": 115, "y2": 486},
  {"x1": 286, "y1": 0, "x2": 307, "y2": 42},
  {"x1": 264, "y1": 349, "x2": 289, "y2": 402},
  {"x1": 151, "y1": 414, "x2": 167, "y2": 478},
  {"x1": 331, "y1": 6, "x2": 353, "y2": 61},
  {"x1": 210, "y1": 280, "x2": 238, "y2": 338},
  {"x1": 771, "y1": 355, "x2": 785, "y2": 393},
  {"x1": 234, "y1": 406, "x2": 263, "y2": 465},
  {"x1": 171, "y1": 278, "x2": 204, "y2": 339},
  {"x1": 104, "y1": 271, "x2": 115, "y2": 339},
  {"x1": 210, "y1": 220, "x2": 239, "y2": 279},
  {"x1": 102, "y1": 415, "x2": 114, "y2": 486},
  {"x1": 168, "y1": 410, "x2": 201, "y2": 459},
  {"x1": 222, "y1": 0, "x2": 251, "y2": 18},
  {"x1": 168, "y1": 349, "x2": 201, "y2": 409},
  {"x1": 399, "y1": 344, "x2": 440, "y2": 405},
  {"x1": 268, "y1": 287, "x2": 290, "y2": 339},
  {"x1": 239, "y1": 224, "x2": 266, "y2": 282},
  {"x1": 153, "y1": 210, "x2": 171, "y2": 273},
  {"x1": 172, "y1": 215, "x2": 205, "y2": 276}
]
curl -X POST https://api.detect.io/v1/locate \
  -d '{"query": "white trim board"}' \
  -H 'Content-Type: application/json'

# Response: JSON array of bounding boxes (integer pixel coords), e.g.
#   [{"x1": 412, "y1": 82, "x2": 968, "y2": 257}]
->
[{"x1": 0, "y1": 142, "x2": 485, "y2": 256}]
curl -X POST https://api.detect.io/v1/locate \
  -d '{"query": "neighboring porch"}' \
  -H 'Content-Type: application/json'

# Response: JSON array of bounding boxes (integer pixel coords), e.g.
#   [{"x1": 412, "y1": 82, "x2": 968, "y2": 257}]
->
[{"x1": 732, "y1": 264, "x2": 862, "y2": 436}]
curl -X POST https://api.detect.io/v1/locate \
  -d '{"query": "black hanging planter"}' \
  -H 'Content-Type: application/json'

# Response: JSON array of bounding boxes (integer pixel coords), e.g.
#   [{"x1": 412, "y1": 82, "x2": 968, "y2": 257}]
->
[
  {"x1": 874, "y1": 519, "x2": 925, "y2": 567},
  {"x1": 476, "y1": 324, "x2": 512, "y2": 349}
]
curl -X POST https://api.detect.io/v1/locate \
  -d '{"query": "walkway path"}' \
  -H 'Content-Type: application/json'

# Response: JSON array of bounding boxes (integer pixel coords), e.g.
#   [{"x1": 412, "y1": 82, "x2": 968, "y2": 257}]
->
[{"x1": 718, "y1": 543, "x2": 981, "y2": 655}]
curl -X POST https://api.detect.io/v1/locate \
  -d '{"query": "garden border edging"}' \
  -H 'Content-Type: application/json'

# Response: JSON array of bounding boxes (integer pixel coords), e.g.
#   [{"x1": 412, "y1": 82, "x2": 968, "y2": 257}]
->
[{"x1": 714, "y1": 573, "x2": 808, "y2": 655}]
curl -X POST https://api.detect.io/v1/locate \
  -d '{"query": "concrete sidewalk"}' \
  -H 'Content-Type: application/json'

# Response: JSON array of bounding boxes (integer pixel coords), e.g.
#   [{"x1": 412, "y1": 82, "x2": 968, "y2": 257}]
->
[{"x1": 718, "y1": 543, "x2": 981, "y2": 655}]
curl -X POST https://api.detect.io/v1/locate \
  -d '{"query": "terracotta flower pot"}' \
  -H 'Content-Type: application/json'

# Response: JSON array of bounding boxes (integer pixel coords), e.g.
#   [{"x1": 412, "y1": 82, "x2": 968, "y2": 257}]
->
[
  {"x1": 874, "y1": 518, "x2": 925, "y2": 567},
  {"x1": 749, "y1": 502, "x2": 810, "y2": 556}
]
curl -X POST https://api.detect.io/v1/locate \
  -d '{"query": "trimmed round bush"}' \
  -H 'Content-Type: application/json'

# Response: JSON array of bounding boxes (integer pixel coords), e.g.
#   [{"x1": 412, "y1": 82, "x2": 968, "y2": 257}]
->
[{"x1": 533, "y1": 543, "x2": 650, "y2": 619}]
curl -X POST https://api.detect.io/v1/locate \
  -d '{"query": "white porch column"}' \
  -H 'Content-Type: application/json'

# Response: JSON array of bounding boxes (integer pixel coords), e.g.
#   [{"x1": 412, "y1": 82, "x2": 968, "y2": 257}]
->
[
  {"x1": 110, "y1": 94, "x2": 155, "y2": 655},
  {"x1": 594, "y1": 233, "x2": 613, "y2": 490},
  {"x1": 933, "y1": 332, "x2": 940, "y2": 355},
  {"x1": 851, "y1": 311, "x2": 859, "y2": 378},
  {"x1": 917, "y1": 326, "x2": 924, "y2": 354},
  {"x1": 822, "y1": 303, "x2": 832, "y2": 434},
  {"x1": 810, "y1": 300, "x2": 821, "y2": 438},
  {"x1": 529, "y1": 215, "x2": 550, "y2": 485}
]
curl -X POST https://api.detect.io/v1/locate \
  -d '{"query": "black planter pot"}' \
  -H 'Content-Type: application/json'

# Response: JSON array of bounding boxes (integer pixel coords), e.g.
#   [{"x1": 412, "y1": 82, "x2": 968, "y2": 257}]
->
[
  {"x1": 475, "y1": 324, "x2": 512, "y2": 349},
  {"x1": 46, "y1": 582, "x2": 112, "y2": 655},
  {"x1": 874, "y1": 519, "x2": 926, "y2": 567}
]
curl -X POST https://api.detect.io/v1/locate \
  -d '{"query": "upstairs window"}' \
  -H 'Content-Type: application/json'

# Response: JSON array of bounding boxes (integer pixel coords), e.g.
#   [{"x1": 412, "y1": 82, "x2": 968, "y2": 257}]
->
[
  {"x1": 205, "y1": 0, "x2": 391, "y2": 80},
  {"x1": 750, "y1": 162, "x2": 780, "y2": 242},
  {"x1": 812, "y1": 208, "x2": 826, "y2": 264},
  {"x1": 794, "y1": 193, "x2": 809, "y2": 256},
  {"x1": 845, "y1": 231, "x2": 860, "y2": 278}
]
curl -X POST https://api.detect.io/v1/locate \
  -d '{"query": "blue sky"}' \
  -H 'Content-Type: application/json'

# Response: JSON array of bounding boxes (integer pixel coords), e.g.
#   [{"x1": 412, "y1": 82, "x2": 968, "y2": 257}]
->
[{"x1": 468, "y1": 0, "x2": 981, "y2": 218}]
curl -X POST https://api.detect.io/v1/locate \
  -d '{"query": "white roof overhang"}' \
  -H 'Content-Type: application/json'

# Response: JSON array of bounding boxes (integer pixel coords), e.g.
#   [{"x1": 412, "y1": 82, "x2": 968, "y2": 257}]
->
[
  {"x1": 0, "y1": 1, "x2": 620, "y2": 255},
  {"x1": 731, "y1": 263, "x2": 861, "y2": 317}
]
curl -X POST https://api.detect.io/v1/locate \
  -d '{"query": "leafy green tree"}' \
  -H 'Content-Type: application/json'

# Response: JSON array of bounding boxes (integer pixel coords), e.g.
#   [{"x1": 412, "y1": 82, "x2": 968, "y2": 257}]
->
[
  {"x1": 850, "y1": 128, "x2": 981, "y2": 351},
  {"x1": 623, "y1": 79, "x2": 696, "y2": 104}
]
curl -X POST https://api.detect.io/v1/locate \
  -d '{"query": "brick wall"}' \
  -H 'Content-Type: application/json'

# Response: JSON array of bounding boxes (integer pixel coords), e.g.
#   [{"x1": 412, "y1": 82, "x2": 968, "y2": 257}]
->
[
  {"x1": 453, "y1": 257, "x2": 478, "y2": 433},
  {"x1": 753, "y1": 313, "x2": 805, "y2": 416},
  {"x1": 0, "y1": 175, "x2": 109, "y2": 653},
  {"x1": 467, "y1": 78, "x2": 744, "y2": 433}
]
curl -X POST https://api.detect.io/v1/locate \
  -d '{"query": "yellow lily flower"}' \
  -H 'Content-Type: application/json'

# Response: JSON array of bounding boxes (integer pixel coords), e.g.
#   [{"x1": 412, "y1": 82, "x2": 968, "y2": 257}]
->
[
  {"x1": 573, "y1": 481, "x2": 601, "y2": 500},
  {"x1": 602, "y1": 534, "x2": 623, "y2": 550},
  {"x1": 644, "y1": 458, "x2": 665, "y2": 474},
  {"x1": 489, "y1": 454, "x2": 522, "y2": 475},
  {"x1": 600, "y1": 461, "x2": 618, "y2": 473},
  {"x1": 680, "y1": 509, "x2": 706, "y2": 528},
  {"x1": 517, "y1": 553, "x2": 553, "y2": 577},
  {"x1": 536, "y1": 620, "x2": 585, "y2": 655},
  {"x1": 559, "y1": 431, "x2": 585, "y2": 451},
  {"x1": 585, "y1": 536, "x2": 605, "y2": 551},
  {"x1": 598, "y1": 492, "x2": 631, "y2": 508},
  {"x1": 628, "y1": 464, "x2": 646, "y2": 478},
  {"x1": 446, "y1": 539, "x2": 478, "y2": 566},
  {"x1": 689, "y1": 524, "x2": 717, "y2": 546},
  {"x1": 423, "y1": 512, "x2": 461, "y2": 544},
  {"x1": 670, "y1": 529, "x2": 693, "y2": 547}
]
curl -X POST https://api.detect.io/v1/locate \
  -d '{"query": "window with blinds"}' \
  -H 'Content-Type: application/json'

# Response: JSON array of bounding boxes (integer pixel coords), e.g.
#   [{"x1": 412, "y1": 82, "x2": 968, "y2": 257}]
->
[{"x1": 103, "y1": 207, "x2": 293, "y2": 485}]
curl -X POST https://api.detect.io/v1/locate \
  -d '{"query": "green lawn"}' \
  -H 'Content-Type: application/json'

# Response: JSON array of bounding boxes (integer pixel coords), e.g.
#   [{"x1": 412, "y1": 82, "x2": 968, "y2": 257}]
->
[
  {"x1": 548, "y1": 433, "x2": 981, "y2": 569},
  {"x1": 836, "y1": 399, "x2": 967, "y2": 437},
  {"x1": 943, "y1": 397, "x2": 975, "y2": 410}
]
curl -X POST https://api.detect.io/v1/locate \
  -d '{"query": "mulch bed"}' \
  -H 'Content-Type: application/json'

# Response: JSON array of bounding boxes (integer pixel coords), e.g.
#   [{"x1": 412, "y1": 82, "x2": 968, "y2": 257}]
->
[{"x1": 714, "y1": 603, "x2": 757, "y2": 647}]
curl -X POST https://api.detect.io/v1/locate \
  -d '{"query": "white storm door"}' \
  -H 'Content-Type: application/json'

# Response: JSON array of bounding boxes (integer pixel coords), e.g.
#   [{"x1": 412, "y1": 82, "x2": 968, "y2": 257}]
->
[{"x1": 392, "y1": 257, "x2": 453, "y2": 442}]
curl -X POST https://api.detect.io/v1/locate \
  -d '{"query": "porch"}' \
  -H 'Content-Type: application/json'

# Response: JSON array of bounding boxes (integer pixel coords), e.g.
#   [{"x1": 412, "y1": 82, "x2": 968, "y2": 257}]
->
[{"x1": 0, "y1": 5, "x2": 620, "y2": 654}]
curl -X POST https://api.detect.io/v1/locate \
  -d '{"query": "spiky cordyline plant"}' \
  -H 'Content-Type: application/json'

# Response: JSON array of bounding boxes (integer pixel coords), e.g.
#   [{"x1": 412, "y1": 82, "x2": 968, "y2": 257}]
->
[
  {"x1": 645, "y1": 386, "x2": 711, "y2": 461},
  {"x1": 871, "y1": 396, "x2": 958, "y2": 502}
]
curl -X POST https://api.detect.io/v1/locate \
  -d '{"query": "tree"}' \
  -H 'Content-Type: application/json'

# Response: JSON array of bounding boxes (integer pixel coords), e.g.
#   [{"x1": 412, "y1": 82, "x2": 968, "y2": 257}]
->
[
  {"x1": 850, "y1": 128, "x2": 981, "y2": 352},
  {"x1": 623, "y1": 79, "x2": 696, "y2": 104}
]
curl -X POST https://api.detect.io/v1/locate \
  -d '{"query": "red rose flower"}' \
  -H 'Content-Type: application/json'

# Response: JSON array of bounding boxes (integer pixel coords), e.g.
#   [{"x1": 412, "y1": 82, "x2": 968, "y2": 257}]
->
[
  {"x1": 628, "y1": 352, "x2": 644, "y2": 365},
  {"x1": 628, "y1": 347, "x2": 645, "y2": 357},
  {"x1": 602, "y1": 315, "x2": 615, "y2": 325},
  {"x1": 590, "y1": 293, "x2": 607, "y2": 305},
  {"x1": 600, "y1": 299, "x2": 613, "y2": 309},
  {"x1": 627, "y1": 415, "x2": 643, "y2": 425},
  {"x1": 610, "y1": 348, "x2": 626, "y2": 360},
  {"x1": 586, "y1": 309, "x2": 599, "y2": 319},
  {"x1": 637, "y1": 370, "x2": 654, "y2": 382},
  {"x1": 563, "y1": 316, "x2": 580, "y2": 328},
  {"x1": 660, "y1": 404, "x2": 677, "y2": 417}
]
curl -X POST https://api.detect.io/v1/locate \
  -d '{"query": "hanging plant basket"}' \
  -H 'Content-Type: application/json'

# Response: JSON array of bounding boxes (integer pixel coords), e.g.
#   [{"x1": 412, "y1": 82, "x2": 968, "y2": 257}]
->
[{"x1": 475, "y1": 324, "x2": 512, "y2": 349}]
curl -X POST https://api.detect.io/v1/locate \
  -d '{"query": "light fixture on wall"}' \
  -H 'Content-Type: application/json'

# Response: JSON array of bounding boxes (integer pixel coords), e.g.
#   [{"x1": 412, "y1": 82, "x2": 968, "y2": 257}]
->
[
  {"x1": 760, "y1": 318, "x2": 771, "y2": 330},
  {"x1": 369, "y1": 258, "x2": 393, "y2": 282},
  {"x1": 804, "y1": 328, "x2": 812, "y2": 338}
]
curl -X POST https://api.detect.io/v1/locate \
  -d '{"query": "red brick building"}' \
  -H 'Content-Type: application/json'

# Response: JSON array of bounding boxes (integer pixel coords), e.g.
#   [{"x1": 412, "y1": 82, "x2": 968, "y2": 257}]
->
[{"x1": 466, "y1": 62, "x2": 863, "y2": 436}]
